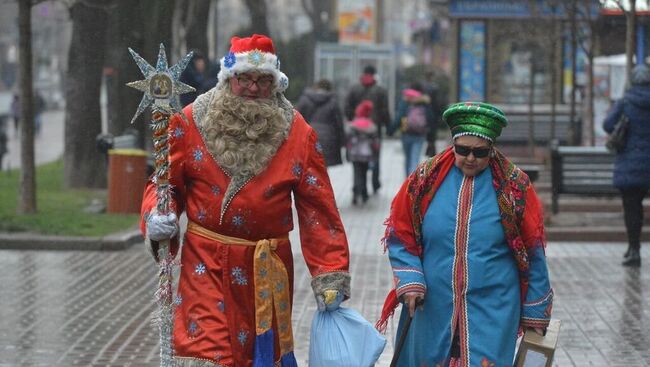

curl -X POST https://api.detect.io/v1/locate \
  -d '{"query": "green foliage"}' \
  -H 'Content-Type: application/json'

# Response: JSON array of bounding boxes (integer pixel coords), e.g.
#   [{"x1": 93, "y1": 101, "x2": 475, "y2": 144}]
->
[{"x1": 0, "y1": 160, "x2": 139, "y2": 236}]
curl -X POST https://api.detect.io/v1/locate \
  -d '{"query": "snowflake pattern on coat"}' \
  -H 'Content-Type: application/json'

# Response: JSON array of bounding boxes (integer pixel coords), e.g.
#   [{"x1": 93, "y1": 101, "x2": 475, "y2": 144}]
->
[
  {"x1": 237, "y1": 329, "x2": 248, "y2": 346},
  {"x1": 231, "y1": 267, "x2": 248, "y2": 285},
  {"x1": 195, "y1": 262, "x2": 206, "y2": 275},
  {"x1": 174, "y1": 127, "x2": 185, "y2": 138}
]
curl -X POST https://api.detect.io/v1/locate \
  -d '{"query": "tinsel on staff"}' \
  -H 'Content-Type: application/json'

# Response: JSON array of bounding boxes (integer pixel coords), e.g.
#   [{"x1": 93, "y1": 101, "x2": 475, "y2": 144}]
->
[{"x1": 127, "y1": 44, "x2": 195, "y2": 367}]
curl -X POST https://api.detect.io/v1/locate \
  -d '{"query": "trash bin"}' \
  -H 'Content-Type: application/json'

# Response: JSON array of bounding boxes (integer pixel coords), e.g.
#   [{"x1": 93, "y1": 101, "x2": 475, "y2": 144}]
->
[{"x1": 107, "y1": 149, "x2": 148, "y2": 214}]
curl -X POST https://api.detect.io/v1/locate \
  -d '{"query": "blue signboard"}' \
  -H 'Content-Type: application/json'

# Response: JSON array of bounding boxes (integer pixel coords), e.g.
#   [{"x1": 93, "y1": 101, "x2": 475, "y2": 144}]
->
[
  {"x1": 459, "y1": 20, "x2": 486, "y2": 101},
  {"x1": 449, "y1": 0, "x2": 598, "y2": 18},
  {"x1": 450, "y1": 0, "x2": 531, "y2": 18}
]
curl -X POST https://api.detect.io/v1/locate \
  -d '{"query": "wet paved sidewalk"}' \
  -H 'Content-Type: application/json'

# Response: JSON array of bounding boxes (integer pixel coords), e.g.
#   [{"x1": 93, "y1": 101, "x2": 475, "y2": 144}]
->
[{"x1": 1, "y1": 140, "x2": 649, "y2": 366}]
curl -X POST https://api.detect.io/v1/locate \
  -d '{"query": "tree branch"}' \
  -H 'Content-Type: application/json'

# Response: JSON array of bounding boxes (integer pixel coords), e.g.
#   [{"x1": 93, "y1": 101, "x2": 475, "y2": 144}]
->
[{"x1": 301, "y1": 0, "x2": 314, "y2": 18}]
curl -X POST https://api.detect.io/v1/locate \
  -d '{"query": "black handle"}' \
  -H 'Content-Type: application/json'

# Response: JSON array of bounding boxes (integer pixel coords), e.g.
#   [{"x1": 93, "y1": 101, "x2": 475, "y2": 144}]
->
[{"x1": 389, "y1": 298, "x2": 424, "y2": 367}]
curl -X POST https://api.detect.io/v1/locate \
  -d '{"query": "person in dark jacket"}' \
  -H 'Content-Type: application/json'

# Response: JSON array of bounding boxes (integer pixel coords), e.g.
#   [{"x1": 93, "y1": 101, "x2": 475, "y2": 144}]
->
[
  {"x1": 0, "y1": 116, "x2": 7, "y2": 170},
  {"x1": 421, "y1": 70, "x2": 446, "y2": 157},
  {"x1": 603, "y1": 63, "x2": 650, "y2": 267},
  {"x1": 345, "y1": 65, "x2": 391, "y2": 194},
  {"x1": 295, "y1": 79, "x2": 344, "y2": 166},
  {"x1": 179, "y1": 51, "x2": 207, "y2": 107}
]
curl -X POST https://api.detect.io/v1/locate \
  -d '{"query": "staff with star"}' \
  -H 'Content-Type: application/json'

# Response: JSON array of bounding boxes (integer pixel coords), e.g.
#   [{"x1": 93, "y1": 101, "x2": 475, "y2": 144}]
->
[{"x1": 127, "y1": 44, "x2": 194, "y2": 367}]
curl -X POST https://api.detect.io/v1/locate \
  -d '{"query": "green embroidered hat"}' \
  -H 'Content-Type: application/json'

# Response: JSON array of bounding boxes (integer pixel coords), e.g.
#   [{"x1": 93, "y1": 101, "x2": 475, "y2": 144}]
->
[{"x1": 442, "y1": 102, "x2": 508, "y2": 142}]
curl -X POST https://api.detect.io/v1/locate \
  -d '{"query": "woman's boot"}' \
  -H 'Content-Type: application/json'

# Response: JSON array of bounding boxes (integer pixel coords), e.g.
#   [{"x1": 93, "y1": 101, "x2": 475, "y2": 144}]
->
[{"x1": 622, "y1": 248, "x2": 641, "y2": 267}]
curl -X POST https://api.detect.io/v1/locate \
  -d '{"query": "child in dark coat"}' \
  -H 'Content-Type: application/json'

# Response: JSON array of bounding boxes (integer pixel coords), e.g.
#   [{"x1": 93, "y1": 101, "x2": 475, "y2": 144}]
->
[{"x1": 345, "y1": 100, "x2": 379, "y2": 205}]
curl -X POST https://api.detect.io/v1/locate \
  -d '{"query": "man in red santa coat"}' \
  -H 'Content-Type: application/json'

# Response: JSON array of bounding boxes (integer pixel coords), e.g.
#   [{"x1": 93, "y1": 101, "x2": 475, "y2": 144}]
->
[{"x1": 142, "y1": 34, "x2": 351, "y2": 367}]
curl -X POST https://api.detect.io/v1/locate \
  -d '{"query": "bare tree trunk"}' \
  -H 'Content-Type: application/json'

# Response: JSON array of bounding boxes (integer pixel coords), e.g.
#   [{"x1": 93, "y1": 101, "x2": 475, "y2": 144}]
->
[
  {"x1": 528, "y1": 56, "x2": 536, "y2": 158},
  {"x1": 625, "y1": 0, "x2": 637, "y2": 87},
  {"x1": 172, "y1": 0, "x2": 186, "y2": 57},
  {"x1": 106, "y1": 0, "x2": 146, "y2": 139},
  {"x1": 105, "y1": 0, "x2": 174, "y2": 149},
  {"x1": 586, "y1": 45, "x2": 595, "y2": 146},
  {"x1": 142, "y1": 0, "x2": 174, "y2": 65},
  {"x1": 569, "y1": 0, "x2": 579, "y2": 145},
  {"x1": 299, "y1": 0, "x2": 336, "y2": 90},
  {"x1": 243, "y1": 0, "x2": 270, "y2": 36},
  {"x1": 186, "y1": 0, "x2": 211, "y2": 54},
  {"x1": 18, "y1": 0, "x2": 36, "y2": 214},
  {"x1": 301, "y1": 0, "x2": 337, "y2": 41},
  {"x1": 548, "y1": 5, "x2": 559, "y2": 146},
  {"x1": 64, "y1": 0, "x2": 110, "y2": 188}
]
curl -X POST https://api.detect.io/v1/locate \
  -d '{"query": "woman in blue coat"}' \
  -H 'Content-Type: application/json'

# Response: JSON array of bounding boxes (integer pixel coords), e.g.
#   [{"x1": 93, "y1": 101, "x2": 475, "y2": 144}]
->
[
  {"x1": 603, "y1": 64, "x2": 650, "y2": 267},
  {"x1": 378, "y1": 103, "x2": 553, "y2": 366}
]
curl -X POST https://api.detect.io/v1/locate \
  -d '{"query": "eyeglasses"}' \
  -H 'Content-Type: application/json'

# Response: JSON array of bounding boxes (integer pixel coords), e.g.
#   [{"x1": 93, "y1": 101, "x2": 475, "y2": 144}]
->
[
  {"x1": 454, "y1": 144, "x2": 492, "y2": 158},
  {"x1": 235, "y1": 75, "x2": 274, "y2": 89}
]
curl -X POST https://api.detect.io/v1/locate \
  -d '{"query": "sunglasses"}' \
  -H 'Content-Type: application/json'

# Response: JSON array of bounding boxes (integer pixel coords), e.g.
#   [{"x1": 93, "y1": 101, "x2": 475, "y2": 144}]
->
[{"x1": 454, "y1": 144, "x2": 492, "y2": 158}]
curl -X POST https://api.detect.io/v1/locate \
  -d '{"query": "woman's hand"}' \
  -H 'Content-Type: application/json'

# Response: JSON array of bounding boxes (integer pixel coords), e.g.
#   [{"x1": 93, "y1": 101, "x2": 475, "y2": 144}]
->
[
  {"x1": 527, "y1": 327, "x2": 546, "y2": 336},
  {"x1": 402, "y1": 292, "x2": 425, "y2": 318}
]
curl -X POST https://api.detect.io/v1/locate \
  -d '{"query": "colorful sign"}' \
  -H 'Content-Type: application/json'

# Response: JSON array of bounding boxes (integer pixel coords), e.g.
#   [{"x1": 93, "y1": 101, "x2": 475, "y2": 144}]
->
[
  {"x1": 458, "y1": 20, "x2": 486, "y2": 101},
  {"x1": 338, "y1": 0, "x2": 375, "y2": 44}
]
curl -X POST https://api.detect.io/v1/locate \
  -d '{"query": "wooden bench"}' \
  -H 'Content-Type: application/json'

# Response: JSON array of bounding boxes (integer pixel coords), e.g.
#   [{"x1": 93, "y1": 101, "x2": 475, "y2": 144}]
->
[
  {"x1": 550, "y1": 145, "x2": 617, "y2": 214},
  {"x1": 496, "y1": 104, "x2": 580, "y2": 146}
]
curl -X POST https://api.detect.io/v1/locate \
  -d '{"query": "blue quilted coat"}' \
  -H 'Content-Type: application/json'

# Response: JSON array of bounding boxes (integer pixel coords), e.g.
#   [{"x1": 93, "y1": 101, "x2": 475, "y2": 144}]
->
[{"x1": 603, "y1": 85, "x2": 650, "y2": 189}]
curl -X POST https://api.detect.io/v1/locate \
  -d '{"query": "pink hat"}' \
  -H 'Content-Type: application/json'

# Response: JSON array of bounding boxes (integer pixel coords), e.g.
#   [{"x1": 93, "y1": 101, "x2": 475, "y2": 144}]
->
[{"x1": 402, "y1": 88, "x2": 422, "y2": 99}]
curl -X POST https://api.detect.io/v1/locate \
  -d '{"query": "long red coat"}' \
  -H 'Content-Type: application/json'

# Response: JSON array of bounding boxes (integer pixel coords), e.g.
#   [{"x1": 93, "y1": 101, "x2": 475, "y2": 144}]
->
[{"x1": 140, "y1": 101, "x2": 350, "y2": 366}]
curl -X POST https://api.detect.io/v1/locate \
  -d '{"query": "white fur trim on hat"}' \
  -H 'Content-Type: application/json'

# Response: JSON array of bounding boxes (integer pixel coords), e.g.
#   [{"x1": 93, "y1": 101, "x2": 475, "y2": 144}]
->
[
  {"x1": 216, "y1": 49, "x2": 289, "y2": 93},
  {"x1": 452, "y1": 131, "x2": 494, "y2": 143}
]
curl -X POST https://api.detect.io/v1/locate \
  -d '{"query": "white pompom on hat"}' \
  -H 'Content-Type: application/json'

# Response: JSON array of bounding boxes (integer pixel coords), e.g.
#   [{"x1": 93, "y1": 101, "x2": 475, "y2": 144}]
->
[{"x1": 216, "y1": 34, "x2": 289, "y2": 93}]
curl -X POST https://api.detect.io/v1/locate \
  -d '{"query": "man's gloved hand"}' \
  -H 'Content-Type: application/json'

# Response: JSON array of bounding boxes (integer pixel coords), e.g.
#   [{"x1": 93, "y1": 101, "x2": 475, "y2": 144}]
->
[
  {"x1": 316, "y1": 289, "x2": 344, "y2": 312},
  {"x1": 146, "y1": 212, "x2": 179, "y2": 241}
]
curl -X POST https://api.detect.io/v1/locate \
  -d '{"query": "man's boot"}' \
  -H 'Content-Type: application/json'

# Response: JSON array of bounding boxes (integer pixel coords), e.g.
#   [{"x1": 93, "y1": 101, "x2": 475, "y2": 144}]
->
[{"x1": 622, "y1": 248, "x2": 641, "y2": 267}]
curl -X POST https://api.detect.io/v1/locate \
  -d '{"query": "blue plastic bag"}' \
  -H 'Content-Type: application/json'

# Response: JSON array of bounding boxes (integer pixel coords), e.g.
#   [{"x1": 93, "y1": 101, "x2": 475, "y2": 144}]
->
[{"x1": 309, "y1": 307, "x2": 386, "y2": 367}]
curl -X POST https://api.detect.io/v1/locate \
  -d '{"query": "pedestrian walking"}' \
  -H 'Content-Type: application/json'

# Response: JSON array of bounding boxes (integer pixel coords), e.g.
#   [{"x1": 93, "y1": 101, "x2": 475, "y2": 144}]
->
[
  {"x1": 377, "y1": 102, "x2": 553, "y2": 366},
  {"x1": 295, "y1": 79, "x2": 345, "y2": 167},
  {"x1": 11, "y1": 93, "x2": 19, "y2": 137},
  {"x1": 421, "y1": 70, "x2": 446, "y2": 157},
  {"x1": 0, "y1": 116, "x2": 7, "y2": 170},
  {"x1": 33, "y1": 92, "x2": 45, "y2": 137},
  {"x1": 388, "y1": 83, "x2": 436, "y2": 177},
  {"x1": 345, "y1": 65, "x2": 391, "y2": 194},
  {"x1": 141, "y1": 34, "x2": 351, "y2": 366},
  {"x1": 345, "y1": 100, "x2": 379, "y2": 205},
  {"x1": 603, "y1": 63, "x2": 650, "y2": 267}
]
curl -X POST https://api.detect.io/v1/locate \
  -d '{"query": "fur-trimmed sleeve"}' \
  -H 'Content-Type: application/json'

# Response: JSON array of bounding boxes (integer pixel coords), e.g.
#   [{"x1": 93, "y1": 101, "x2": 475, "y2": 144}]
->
[{"x1": 294, "y1": 128, "x2": 351, "y2": 298}]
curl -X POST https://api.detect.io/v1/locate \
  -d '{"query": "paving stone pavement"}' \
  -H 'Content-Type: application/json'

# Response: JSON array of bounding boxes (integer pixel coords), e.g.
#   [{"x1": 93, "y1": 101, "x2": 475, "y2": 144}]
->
[{"x1": 1, "y1": 140, "x2": 649, "y2": 366}]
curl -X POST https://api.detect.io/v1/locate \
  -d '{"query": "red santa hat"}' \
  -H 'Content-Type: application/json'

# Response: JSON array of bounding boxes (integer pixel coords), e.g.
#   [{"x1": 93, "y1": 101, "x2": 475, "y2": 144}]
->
[{"x1": 217, "y1": 34, "x2": 289, "y2": 93}]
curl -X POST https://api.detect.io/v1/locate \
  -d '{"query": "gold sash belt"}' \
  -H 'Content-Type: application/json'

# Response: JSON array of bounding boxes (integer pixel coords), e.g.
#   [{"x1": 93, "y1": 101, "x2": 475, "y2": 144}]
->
[{"x1": 186, "y1": 221, "x2": 294, "y2": 356}]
